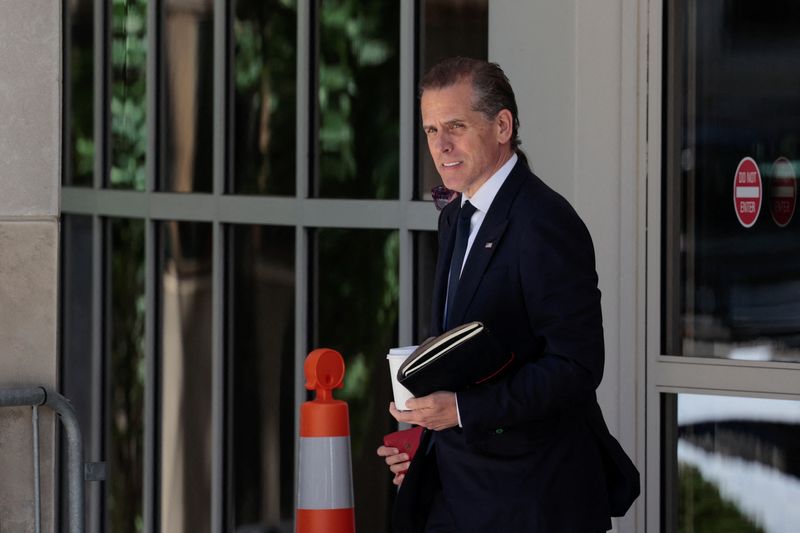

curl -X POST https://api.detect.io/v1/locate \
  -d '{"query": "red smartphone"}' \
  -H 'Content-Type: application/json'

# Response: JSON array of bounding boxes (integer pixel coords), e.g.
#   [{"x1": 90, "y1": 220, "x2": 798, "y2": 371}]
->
[{"x1": 382, "y1": 426, "x2": 424, "y2": 474}]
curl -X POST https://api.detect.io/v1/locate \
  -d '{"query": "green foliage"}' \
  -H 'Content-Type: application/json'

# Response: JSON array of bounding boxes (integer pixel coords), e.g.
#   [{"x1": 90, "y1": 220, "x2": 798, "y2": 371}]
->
[
  {"x1": 109, "y1": 218, "x2": 146, "y2": 533},
  {"x1": 69, "y1": 38, "x2": 94, "y2": 185},
  {"x1": 316, "y1": 228, "x2": 399, "y2": 457},
  {"x1": 678, "y1": 463, "x2": 765, "y2": 533},
  {"x1": 233, "y1": 0, "x2": 297, "y2": 195},
  {"x1": 110, "y1": 0, "x2": 148, "y2": 190},
  {"x1": 317, "y1": 0, "x2": 399, "y2": 198}
]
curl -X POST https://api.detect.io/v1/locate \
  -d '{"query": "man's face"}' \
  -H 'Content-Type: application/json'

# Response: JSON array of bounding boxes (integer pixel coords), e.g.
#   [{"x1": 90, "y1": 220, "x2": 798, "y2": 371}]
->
[{"x1": 421, "y1": 80, "x2": 512, "y2": 197}]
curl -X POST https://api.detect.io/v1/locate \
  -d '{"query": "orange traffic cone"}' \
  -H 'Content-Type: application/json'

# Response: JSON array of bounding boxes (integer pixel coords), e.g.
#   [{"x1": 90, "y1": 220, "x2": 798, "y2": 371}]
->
[{"x1": 296, "y1": 348, "x2": 356, "y2": 533}]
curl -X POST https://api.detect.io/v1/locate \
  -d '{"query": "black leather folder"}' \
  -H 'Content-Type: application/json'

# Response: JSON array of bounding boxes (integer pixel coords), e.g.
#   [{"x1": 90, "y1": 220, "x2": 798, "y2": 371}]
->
[{"x1": 397, "y1": 322, "x2": 515, "y2": 396}]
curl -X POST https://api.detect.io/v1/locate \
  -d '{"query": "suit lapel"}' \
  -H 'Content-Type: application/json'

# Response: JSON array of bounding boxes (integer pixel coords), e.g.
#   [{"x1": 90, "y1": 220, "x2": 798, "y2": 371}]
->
[{"x1": 446, "y1": 163, "x2": 528, "y2": 328}]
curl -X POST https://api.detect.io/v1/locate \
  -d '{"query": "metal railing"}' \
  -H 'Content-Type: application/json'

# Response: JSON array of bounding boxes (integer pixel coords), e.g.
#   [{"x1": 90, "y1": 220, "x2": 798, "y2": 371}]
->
[{"x1": 0, "y1": 386, "x2": 102, "y2": 533}]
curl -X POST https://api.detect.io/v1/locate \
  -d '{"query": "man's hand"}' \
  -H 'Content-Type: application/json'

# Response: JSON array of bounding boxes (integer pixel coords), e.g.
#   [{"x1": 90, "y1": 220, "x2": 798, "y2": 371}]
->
[
  {"x1": 389, "y1": 391, "x2": 458, "y2": 431},
  {"x1": 376, "y1": 445, "x2": 409, "y2": 486}
]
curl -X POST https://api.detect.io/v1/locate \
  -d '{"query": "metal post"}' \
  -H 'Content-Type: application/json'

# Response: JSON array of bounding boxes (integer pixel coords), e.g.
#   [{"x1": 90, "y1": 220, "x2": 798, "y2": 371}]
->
[
  {"x1": 0, "y1": 387, "x2": 85, "y2": 533},
  {"x1": 44, "y1": 388, "x2": 84, "y2": 533},
  {"x1": 32, "y1": 405, "x2": 41, "y2": 533}
]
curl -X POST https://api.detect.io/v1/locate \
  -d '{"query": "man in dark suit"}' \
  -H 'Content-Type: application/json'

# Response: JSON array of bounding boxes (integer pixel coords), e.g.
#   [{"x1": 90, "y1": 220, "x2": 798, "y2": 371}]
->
[{"x1": 378, "y1": 57, "x2": 614, "y2": 532}]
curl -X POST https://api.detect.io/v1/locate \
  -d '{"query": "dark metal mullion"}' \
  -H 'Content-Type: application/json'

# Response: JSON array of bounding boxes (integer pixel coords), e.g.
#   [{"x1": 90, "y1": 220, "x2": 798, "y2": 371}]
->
[
  {"x1": 657, "y1": 2, "x2": 685, "y2": 526},
  {"x1": 308, "y1": 0, "x2": 320, "y2": 199},
  {"x1": 94, "y1": 0, "x2": 108, "y2": 191},
  {"x1": 211, "y1": 0, "x2": 227, "y2": 530},
  {"x1": 90, "y1": 214, "x2": 104, "y2": 533},
  {"x1": 144, "y1": 219, "x2": 159, "y2": 533},
  {"x1": 662, "y1": 0, "x2": 684, "y2": 358},
  {"x1": 398, "y1": 0, "x2": 415, "y2": 347},
  {"x1": 93, "y1": 0, "x2": 109, "y2": 530},
  {"x1": 412, "y1": 0, "x2": 423, "y2": 201},
  {"x1": 660, "y1": 394, "x2": 678, "y2": 532},
  {"x1": 223, "y1": 0, "x2": 235, "y2": 197},
  {"x1": 222, "y1": 226, "x2": 236, "y2": 532},
  {"x1": 101, "y1": 219, "x2": 113, "y2": 533},
  {"x1": 294, "y1": 0, "x2": 312, "y2": 519},
  {"x1": 213, "y1": 0, "x2": 227, "y2": 199},
  {"x1": 144, "y1": 0, "x2": 161, "y2": 529},
  {"x1": 211, "y1": 220, "x2": 224, "y2": 533}
]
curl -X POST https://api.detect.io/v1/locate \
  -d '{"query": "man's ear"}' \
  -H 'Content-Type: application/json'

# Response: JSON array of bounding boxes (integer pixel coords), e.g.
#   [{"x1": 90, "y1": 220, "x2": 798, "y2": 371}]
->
[{"x1": 495, "y1": 109, "x2": 514, "y2": 144}]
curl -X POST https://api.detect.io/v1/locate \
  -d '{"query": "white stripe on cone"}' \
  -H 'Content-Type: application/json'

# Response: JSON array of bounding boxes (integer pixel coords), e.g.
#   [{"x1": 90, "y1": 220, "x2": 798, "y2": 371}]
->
[{"x1": 297, "y1": 436, "x2": 354, "y2": 509}]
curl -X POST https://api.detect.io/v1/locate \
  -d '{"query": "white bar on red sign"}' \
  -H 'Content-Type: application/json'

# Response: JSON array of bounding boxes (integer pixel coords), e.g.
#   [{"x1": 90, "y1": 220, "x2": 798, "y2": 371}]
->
[
  {"x1": 773, "y1": 186, "x2": 794, "y2": 198},
  {"x1": 736, "y1": 186, "x2": 760, "y2": 198}
]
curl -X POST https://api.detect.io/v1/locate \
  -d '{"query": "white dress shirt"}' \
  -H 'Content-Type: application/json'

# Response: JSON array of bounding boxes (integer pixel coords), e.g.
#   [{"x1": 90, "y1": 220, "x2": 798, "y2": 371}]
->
[
  {"x1": 457, "y1": 153, "x2": 517, "y2": 273},
  {"x1": 451, "y1": 153, "x2": 517, "y2": 426}
]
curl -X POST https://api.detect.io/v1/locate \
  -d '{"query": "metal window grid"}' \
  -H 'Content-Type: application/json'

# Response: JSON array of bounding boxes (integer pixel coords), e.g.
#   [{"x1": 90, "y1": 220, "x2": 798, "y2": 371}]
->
[{"x1": 61, "y1": 1, "x2": 436, "y2": 532}]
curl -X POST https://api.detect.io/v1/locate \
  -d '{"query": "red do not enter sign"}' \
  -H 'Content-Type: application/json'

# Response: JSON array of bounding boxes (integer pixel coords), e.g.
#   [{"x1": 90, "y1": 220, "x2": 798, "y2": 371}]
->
[
  {"x1": 733, "y1": 157, "x2": 762, "y2": 228},
  {"x1": 769, "y1": 156, "x2": 796, "y2": 227}
]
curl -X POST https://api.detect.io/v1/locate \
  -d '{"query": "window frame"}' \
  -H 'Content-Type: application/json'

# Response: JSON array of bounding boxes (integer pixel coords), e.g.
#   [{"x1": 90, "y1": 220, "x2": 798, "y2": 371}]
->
[
  {"x1": 646, "y1": 0, "x2": 800, "y2": 531},
  {"x1": 60, "y1": 0, "x2": 436, "y2": 531}
]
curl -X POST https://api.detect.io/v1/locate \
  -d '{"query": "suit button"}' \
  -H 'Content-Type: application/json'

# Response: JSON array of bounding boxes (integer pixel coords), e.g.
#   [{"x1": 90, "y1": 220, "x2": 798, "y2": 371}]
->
[{"x1": 494, "y1": 428, "x2": 504, "y2": 434}]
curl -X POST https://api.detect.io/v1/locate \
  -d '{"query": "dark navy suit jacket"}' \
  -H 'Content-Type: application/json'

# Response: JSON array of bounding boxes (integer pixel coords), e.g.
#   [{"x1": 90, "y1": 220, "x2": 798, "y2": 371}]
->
[{"x1": 395, "y1": 160, "x2": 612, "y2": 532}]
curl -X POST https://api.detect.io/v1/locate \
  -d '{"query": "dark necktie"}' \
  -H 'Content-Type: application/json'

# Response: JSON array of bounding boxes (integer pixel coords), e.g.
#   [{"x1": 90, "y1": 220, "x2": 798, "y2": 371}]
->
[{"x1": 444, "y1": 201, "x2": 477, "y2": 330}]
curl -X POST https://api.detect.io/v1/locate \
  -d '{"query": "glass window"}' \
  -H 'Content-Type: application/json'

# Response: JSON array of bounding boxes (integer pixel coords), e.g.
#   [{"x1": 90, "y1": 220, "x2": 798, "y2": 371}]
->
[
  {"x1": 65, "y1": 0, "x2": 94, "y2": 187},
  {"x1": 414, "y1": 230, "x2": 438, "y2": 340},
  {"x1": 662, "y1": 1, "x2": 800, "y2": 361},
  {"x1": 227, "y1": 224, "x2": 296, "y2": 531},
  {"x1": 107, "y1": 217, "x2": 146, "y2": 531},
  {"x1": 415, "y1": 0, "x2": 487, "y2": 199},
  {"x1": 314, "y1": 0, "x2": 399, "y2": 199},
  {"x1": 231, "y1": 0, "x2": 297, "y2": 195},
  {"x1": 663, "y1": 393, "x2": 800, "y2": 532},
  {"x1": 110, "y1": 0, "x2": 148, "y2": 190},
  {"x1": 160, "y1": 0, "x2": 214, "y2": 192},
  {"x1": 159, "y1": 221, "x2": 213, "y2": 532},
  {"x1": 310, "y1": 228, "x2": 399, "y2": 533}
]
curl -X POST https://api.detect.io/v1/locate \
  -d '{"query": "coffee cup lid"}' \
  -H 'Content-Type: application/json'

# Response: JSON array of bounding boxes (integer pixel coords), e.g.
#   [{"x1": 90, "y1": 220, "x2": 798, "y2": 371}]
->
[{"x1": 387, "y1": 345, "x2": 417, "y2": 357}]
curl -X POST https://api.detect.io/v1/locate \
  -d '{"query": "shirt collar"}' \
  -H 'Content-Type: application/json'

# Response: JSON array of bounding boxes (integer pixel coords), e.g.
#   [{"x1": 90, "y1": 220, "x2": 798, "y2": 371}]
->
[{"x1": 461, "y1": 153, "x2": 518, "y2": 213}]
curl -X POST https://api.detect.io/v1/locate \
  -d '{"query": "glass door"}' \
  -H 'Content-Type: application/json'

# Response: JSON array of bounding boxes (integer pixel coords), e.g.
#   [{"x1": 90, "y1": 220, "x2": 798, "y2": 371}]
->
[{"x1": 652, "y1": 1, "x2": 800, "y2": 531}]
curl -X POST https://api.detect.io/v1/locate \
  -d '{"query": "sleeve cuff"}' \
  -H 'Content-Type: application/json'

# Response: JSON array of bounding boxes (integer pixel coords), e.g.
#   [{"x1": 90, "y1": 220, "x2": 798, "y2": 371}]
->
[{"x1": 455, "y1": 392, "x2": 463, "y2": 427}]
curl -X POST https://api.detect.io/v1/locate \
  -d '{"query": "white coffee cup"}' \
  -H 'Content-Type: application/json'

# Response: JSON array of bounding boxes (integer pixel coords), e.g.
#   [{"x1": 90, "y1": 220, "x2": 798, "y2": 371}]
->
[{"x1": 387, "y1": 346, "x2": 417, "y2": 411}]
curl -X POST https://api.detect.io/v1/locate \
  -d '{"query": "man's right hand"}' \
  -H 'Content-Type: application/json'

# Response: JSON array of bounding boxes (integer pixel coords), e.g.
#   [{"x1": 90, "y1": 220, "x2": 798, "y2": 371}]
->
[{"x1": 376, "y1": 445, "x2": 409, "y2": 486}]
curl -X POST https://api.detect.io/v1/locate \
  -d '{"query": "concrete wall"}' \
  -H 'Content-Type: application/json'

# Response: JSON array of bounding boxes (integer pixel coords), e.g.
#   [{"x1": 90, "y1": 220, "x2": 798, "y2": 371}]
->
[
  {"x1": 0, "y1": 0, "x2": 61, "y2": 531},
  {"x1": 490, "y1": 1, "x2": 645, "y2": 531}
]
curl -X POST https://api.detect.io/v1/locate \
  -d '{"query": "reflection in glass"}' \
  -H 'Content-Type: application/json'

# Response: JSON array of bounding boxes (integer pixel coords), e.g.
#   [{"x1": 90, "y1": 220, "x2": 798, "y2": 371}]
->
[
  {"x1": 108, "y1": 218, "x2": 146, "y2": 531},
  {"x1": 110, "y1": 0, "x2": 148, "y2": 190},
  {"x1": 227, "y1": 225, "x2": 295, "y2": 530},
  {"x1": 414, "y1": 231, "x2": 438, "y2": 340},
  {"x1": 316, "y1": 0, "x2": 399, "y2": 199},
  {"x1": 232, "y1": 0, "x2": 297, "y2": 195},
  {"x1": 663, "y1": 1, "x2": 800, "y2": 361},
  {"x1": 311, "y1": 228, "x2": 399, "y2": 532},
  {"x1": 666, "y1": 393, "x2": 800, "y2": 532},
  {"x1": 161, "y1": 0, "x2": 213, "y2": 192},
  {"x1": 61, "y1": 215, "x2": 98, "y2": 524},
  {"x1": 416, "y1": 0, "x2": 488, "y2": 199},
  {"x1": 65, "y1": 0, "x2": 94, "y2": 187},
  {"x1": 159, "y1": 221, "x2": 213, "y2": 532}
]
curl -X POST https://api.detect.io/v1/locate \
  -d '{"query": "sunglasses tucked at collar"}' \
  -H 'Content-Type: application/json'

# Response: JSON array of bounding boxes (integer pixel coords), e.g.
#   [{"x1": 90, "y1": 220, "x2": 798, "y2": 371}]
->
[{"x1": 431, "y1": 185, "x2": 459, "y2": 211}]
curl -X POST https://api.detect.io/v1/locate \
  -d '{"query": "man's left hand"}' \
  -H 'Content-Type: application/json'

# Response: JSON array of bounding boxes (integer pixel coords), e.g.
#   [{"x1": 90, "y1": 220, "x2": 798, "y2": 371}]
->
[{"x1": 389, "y1": 391, "x2": 458, "y2": 431}]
